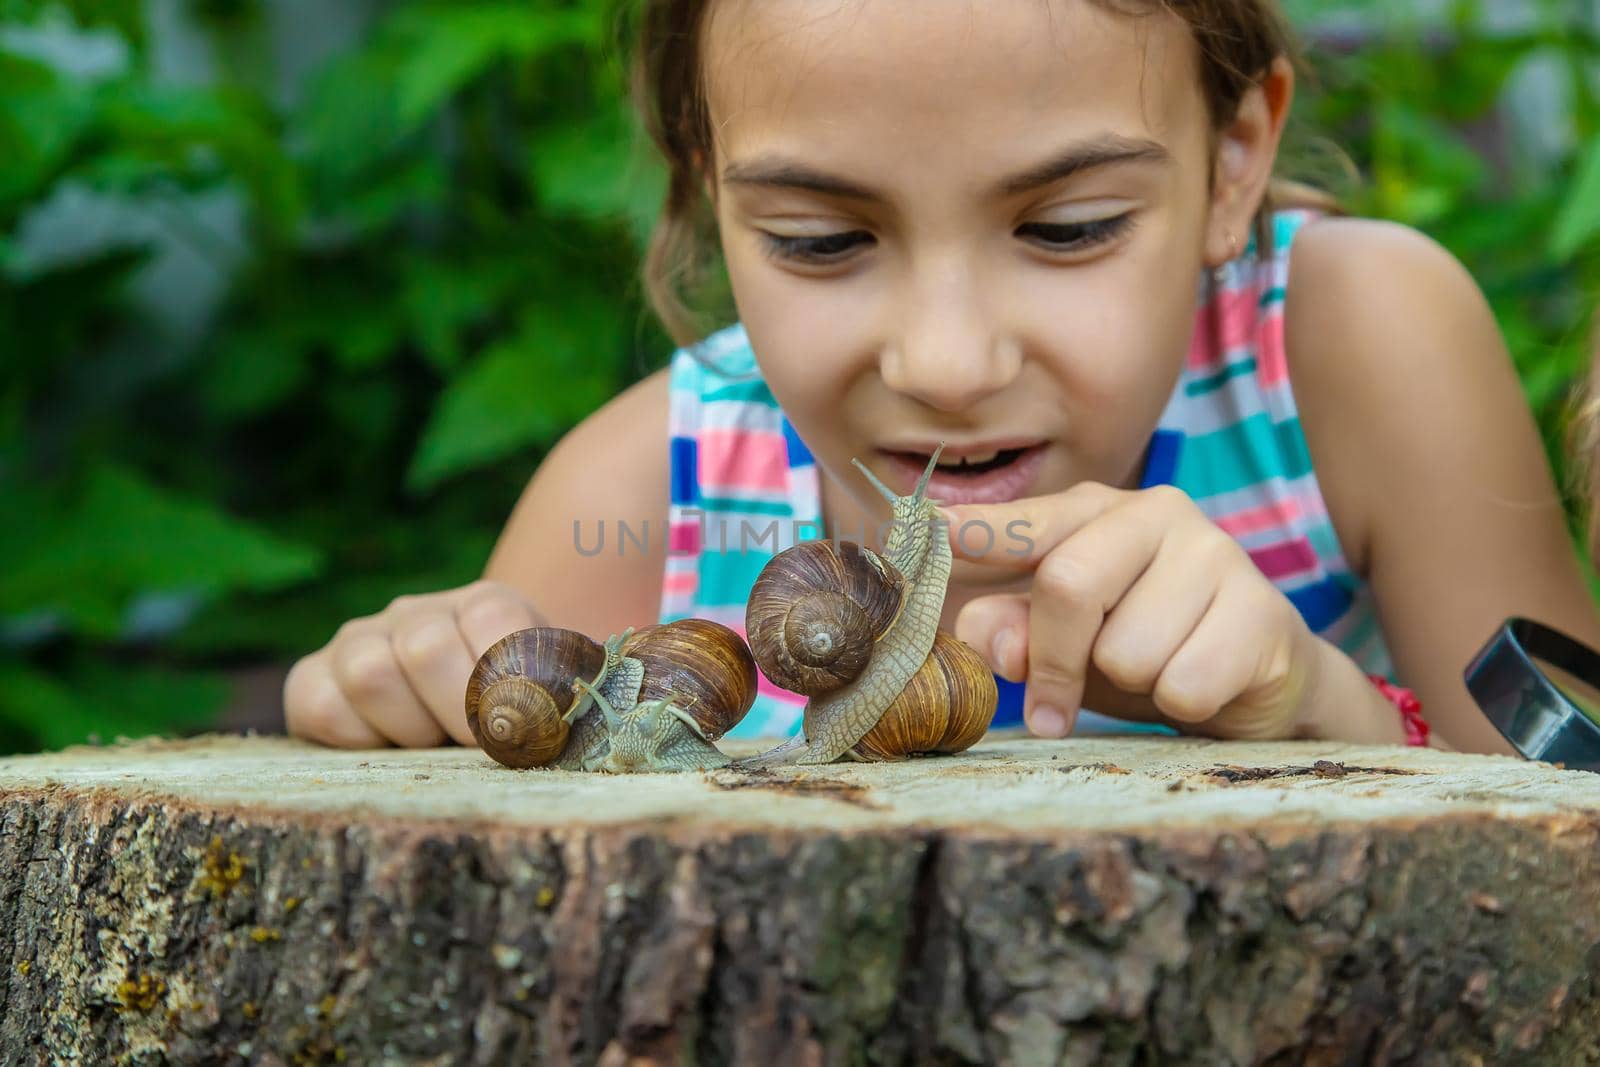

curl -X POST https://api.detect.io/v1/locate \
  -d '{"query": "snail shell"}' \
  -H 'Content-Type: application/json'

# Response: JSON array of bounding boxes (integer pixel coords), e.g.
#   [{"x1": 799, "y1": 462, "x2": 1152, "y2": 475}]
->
[
  {"x1": 620, "y1": 618, "x2": 759, "y2": 741},
  {"x1": 850, "y1": 630, "x2": 998, "y2": 762},
  {"x1": 745, "y1": 540, "x2": 906, "y2": 696},
  {"x1": 465, "y1": 627, "x2": 605, "y2": 768}
]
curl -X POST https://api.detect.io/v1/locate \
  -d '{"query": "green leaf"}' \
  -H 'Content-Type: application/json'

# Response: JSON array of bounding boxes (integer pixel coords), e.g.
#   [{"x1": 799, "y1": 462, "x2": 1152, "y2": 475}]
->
[
  {"x1": 325, "y1": 158, "x2": 446, "y2": 237},
  {"x1": 1551, "y1": 135, "x2": 1600, "y2": 262},
  {"x1": 402, "y1": 251, "x2": 524, "y2": 372},
  {"x1": 390, "y1": 6, "x2": 601, "y2": 131},
  {"x1": 202, "y1": 327, "x2": 310, "y2": 417},
  {"x1": 0, "y1": 49, "x2": 93, "y2": 209},
  {"x1": 532, "y1": 103, "x2": 666, "y2": 240},
  {"x1": 0, "y1": 660, "x2": 228, "y2": 753},
  {"x1": 98, "y1": 83, "x2": 303, "y2": 237},
  {"x1": 295, "y1": 47, "x2": 408, "y2": 189},
  {"x1": 406, "y1": 301, "x2": 622, "y2": 490},
  {"x1": 2, "y1": 466, "x2": 324, "y2": 635}
]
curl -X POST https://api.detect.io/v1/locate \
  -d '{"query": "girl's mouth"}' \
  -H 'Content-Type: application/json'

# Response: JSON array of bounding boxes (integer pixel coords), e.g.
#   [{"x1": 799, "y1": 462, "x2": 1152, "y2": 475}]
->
[{"x1": 878, "y1": 443, "x2": 1048, "y2": 505}]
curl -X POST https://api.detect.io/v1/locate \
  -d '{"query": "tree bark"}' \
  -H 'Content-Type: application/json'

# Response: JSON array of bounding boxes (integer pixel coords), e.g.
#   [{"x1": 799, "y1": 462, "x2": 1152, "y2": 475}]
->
[{"x1": 2, "y1": 734, "x2": 1599, "y2": 1065}]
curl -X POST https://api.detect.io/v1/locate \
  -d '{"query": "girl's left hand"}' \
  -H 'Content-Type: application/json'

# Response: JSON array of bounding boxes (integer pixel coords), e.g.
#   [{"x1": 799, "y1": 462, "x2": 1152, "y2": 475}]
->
[{"x1": 941, "y1": 483, "x2": 1384, "y2": 741}]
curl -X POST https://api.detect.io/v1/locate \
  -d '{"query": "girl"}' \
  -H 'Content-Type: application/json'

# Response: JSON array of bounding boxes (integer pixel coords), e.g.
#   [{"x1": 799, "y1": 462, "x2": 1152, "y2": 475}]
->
[{"x1": 283, "y1": 0, "x2": 1600, "y2": 756}]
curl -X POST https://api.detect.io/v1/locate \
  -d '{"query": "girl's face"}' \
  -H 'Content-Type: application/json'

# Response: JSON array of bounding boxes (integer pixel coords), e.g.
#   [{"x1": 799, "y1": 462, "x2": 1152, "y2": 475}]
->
[{"x1": 705, "y1": 0, "x2": 1243, "y2": 541}]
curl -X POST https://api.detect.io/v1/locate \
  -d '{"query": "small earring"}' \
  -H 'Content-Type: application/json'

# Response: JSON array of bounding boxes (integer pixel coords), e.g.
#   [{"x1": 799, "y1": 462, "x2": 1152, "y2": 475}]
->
[{"x1": 1226, "y1": 230, "x2": 1240, "y2": 260}]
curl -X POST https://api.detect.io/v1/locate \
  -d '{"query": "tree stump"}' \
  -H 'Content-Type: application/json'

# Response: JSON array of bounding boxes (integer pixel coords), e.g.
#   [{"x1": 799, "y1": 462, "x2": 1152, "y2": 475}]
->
[{"x1": 2, "y1": 734, "x2": 1599, "y2": 1065}]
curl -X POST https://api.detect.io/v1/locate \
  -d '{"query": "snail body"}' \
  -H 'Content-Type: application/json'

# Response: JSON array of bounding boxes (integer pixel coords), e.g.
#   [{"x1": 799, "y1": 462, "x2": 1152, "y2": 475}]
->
[
  {"x1": 465, "y1": 448, "x2": 988, "y2": 771},
  {"x1": 742, "y1": 447, "x2": 996, "y2": 766}
]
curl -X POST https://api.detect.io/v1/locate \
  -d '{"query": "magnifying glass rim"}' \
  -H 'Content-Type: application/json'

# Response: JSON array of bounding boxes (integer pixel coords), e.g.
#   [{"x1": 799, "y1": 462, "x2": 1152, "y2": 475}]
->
[{"x1": 1466, "y1": 616, "x2": 1600, "y2": 768}]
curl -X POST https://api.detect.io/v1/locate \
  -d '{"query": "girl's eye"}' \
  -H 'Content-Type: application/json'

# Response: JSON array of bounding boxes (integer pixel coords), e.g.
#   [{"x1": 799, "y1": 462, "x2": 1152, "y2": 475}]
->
[
  {"x1": 1016, "y1": 214, "x2": 1134, "y2": 253},
  {"x1": 759, "y1": 230, "x2": 874, "y2": 264}
]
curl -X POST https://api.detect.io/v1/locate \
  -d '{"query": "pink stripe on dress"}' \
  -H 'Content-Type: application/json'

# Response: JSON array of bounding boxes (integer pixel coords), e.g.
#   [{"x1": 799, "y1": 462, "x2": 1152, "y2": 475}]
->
[
  {"x1": 756, "y1": 672, "x2": 808, "y2": 706},
  {"x1": 1213, "y1": 496, "x2": 1303, "y2": 538},
  {"x1": 699, "y1": 429, "x2": 790, "y2": 493},
  {"x1": 1187, "y1": 284, "x2": 1261, "y2": 369},
  {"x1": 668, "y1": 520, "x2": 701, "y2": 555},
  {"x1": 1255, "y1": 309, "x2": 1288, "y2": 388},
  {"x1": 661, "y1": 572, "x2": 698, "y2": 596},
  {"x1": 1247, "y1": 538, "x2": 1319, "y2": 581}
]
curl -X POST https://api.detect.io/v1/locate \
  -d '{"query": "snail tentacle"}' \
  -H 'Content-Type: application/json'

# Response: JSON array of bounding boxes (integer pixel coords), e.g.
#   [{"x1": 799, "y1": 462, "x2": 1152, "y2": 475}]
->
[
  {"x1": 574, "y1": 676, "x2": 625, "y2": 734},
  {"x1": 563, "y1": 628, "x2": 633, "y2": 725},
  {"x1": 663, "y1": 697, "x2": 715, "y2": 742},
  {"x1": 558, "y1": 644, "x2": 645, "y2": 771}
]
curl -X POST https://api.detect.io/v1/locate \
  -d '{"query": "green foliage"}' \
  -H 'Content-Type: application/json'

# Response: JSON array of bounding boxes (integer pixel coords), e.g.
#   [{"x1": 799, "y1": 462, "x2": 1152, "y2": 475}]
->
[
  {"x1": 1, "y1": 0, "x2": 666, "y2": 752},
  {"x1": 1, "y1": 0, "x2": 1596, "y2": 753},
  {"x1": 1283, "y1": 1, "x2": 1600, "y2": 496},
  {"x1": 1552, "y1": 135, "x2": 1600, "y2": 261}
]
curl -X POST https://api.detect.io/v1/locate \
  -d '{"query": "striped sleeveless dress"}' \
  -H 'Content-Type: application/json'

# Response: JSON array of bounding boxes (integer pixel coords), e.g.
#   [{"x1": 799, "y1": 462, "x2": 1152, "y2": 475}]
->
[{"x1": 659, "y1": 209, "x2": 1395, "y2": 738}]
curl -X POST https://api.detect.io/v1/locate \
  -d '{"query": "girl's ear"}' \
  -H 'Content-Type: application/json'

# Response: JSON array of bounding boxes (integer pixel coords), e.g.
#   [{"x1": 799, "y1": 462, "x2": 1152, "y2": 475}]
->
[
  {"x1": 1205, "y1": 55, "x2": 1294, "y2": 268},
  {"x1": 694, "y1": 148, "x2": 718, "y2": 207}
]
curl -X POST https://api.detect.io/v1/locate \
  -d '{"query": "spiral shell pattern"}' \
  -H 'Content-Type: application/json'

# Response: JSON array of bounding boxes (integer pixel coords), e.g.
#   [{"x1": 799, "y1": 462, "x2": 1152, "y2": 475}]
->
[
  {"x1": 745, "y1": 540, "x2": 906, "y2": 696},
  {"x1": 466, "y1": 627, "x2": 605, "y2": 768}
]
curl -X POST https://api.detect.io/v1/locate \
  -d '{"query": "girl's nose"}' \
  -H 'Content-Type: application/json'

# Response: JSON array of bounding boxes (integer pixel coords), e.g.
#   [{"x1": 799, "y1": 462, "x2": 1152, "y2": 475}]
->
[{"x1": 879, "y1": 263, "x2": 1023, "y2": 412}]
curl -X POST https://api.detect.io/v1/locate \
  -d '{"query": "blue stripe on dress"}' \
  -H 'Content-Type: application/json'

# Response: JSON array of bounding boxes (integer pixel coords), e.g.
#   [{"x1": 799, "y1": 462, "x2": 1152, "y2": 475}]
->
[
  {"x1": 670, "y1": 436, "x2": 698, "y2": 505},
  {"x1": 1286, "y1": 576, "x2": 1355, "y2": 633},
  {"x1": 781, "y1": 415, "x2": 814, "y2": 467},
  {"x1": 1140, "y1": 429, "x2": 1184, "y2": 488}
]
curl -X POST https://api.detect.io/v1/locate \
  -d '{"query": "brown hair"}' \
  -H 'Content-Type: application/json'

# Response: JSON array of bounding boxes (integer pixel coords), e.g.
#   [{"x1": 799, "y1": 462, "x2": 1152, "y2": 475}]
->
[
  {"x1": 1569, "y1": 314, "x2": 1600, "y2": 559},
  {"x1": 627, "y1": 0, "x2": 1332, "y2": 347}
]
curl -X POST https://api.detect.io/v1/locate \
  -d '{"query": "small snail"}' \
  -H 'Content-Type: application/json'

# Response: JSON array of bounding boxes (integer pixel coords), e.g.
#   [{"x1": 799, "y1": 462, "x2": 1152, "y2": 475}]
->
[
  {"x1": 464, "y1": 626, "x2": 612, "y2": 769},
  {"x1": 466, "y1": 619, "x2": 758, "y2": 773},
  {"x1": 741, "y1": 446, "x2": 998, "y2": 766}
]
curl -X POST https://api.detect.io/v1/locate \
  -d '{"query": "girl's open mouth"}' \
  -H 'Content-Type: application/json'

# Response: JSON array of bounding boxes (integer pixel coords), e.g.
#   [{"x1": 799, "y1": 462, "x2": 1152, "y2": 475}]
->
[{"x1": 878, "y1": 443, "x2": 1048, "y2": 505}]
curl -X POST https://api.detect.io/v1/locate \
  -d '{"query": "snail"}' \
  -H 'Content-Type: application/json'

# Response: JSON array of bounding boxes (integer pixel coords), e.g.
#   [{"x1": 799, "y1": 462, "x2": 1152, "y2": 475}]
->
[
  {"x1": 465, "y1": 626, "x2": 615, "y2": 770},
  {"x1": 465, "y1": 619, "x2": 758, "y2": 773},
  {"x1": 740, "y1": 446, "x2": 998, "y2": 766}
]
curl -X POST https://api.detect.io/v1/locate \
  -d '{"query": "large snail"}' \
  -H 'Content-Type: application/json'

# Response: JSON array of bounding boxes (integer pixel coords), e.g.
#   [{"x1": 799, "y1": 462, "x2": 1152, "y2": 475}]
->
[
  {"x1": 466, "y1": 619, "x2": 758, "y2": 772},
  {"x1": 741, "y1": 446, "x2": 998, "y2": 766}
]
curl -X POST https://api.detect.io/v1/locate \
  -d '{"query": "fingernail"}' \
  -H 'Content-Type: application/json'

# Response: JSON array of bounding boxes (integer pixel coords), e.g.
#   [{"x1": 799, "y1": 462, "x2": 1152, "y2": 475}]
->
[
  {"x1": 991, "y1": 630, "x2": 1017, "y2": 676},
  {"x1": 1028, "y1": 704, "x2": 1068, "y2": 738}
]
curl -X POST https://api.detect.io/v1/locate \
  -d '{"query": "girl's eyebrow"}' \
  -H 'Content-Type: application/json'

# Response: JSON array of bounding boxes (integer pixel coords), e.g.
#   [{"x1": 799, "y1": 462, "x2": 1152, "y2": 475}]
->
[
  {"x1": 997, "y1": 135, "x2": 1172, "y2": 196},
  {"x1": 721, "y1": 134, "x2": 1172, "y2": 203}
]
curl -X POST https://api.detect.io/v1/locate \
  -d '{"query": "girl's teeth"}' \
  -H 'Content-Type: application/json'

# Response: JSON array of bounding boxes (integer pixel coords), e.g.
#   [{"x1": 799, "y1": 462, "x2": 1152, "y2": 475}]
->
[
  {"x1": 938, "y1": 450, "x2": 1000, "y2": 468},
  {"x1": 933, "y1": 449, "x2": 1007, "y2": 470}
]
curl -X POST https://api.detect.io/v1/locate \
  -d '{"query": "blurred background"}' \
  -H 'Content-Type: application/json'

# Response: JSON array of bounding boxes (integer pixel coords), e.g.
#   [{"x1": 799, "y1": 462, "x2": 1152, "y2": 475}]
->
[{"x1": 1, "y1": 0, "x2": 1596, "y2": 754}]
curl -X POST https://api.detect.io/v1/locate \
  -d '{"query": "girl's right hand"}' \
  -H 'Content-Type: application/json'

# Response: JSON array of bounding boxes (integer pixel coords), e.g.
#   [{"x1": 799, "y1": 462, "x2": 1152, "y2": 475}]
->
[{"x1": 283, "y1": 580, "x2": 544, "y2": 749}]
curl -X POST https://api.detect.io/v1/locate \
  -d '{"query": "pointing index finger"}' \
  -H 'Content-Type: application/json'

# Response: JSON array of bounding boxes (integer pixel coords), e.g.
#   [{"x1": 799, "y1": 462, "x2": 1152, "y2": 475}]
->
[{"x1": 941, "y1": 482, "x2": 1125, "y2": 569}]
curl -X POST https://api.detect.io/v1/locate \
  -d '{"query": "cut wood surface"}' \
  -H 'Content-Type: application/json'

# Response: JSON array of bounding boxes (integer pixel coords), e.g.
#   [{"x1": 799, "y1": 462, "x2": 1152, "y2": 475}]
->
[{"x1": 2, "y1": 733, "x2": 1599, "y2": 1065}]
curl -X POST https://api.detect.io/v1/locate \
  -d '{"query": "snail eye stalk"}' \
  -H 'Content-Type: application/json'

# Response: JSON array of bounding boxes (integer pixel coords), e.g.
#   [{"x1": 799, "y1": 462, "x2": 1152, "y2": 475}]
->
[
  {"x1": 573, "y1": 677, "x2": 624, "y2": 733},
  {"x1": 850, "y1": 442, "x2": 947, "y2": 507}
]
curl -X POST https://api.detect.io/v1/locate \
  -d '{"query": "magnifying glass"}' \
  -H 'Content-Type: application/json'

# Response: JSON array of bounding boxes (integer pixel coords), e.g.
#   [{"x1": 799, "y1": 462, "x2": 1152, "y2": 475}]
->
[{"x1": 1465, "y1": 618, "x2": 1600, "y2": 771}]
